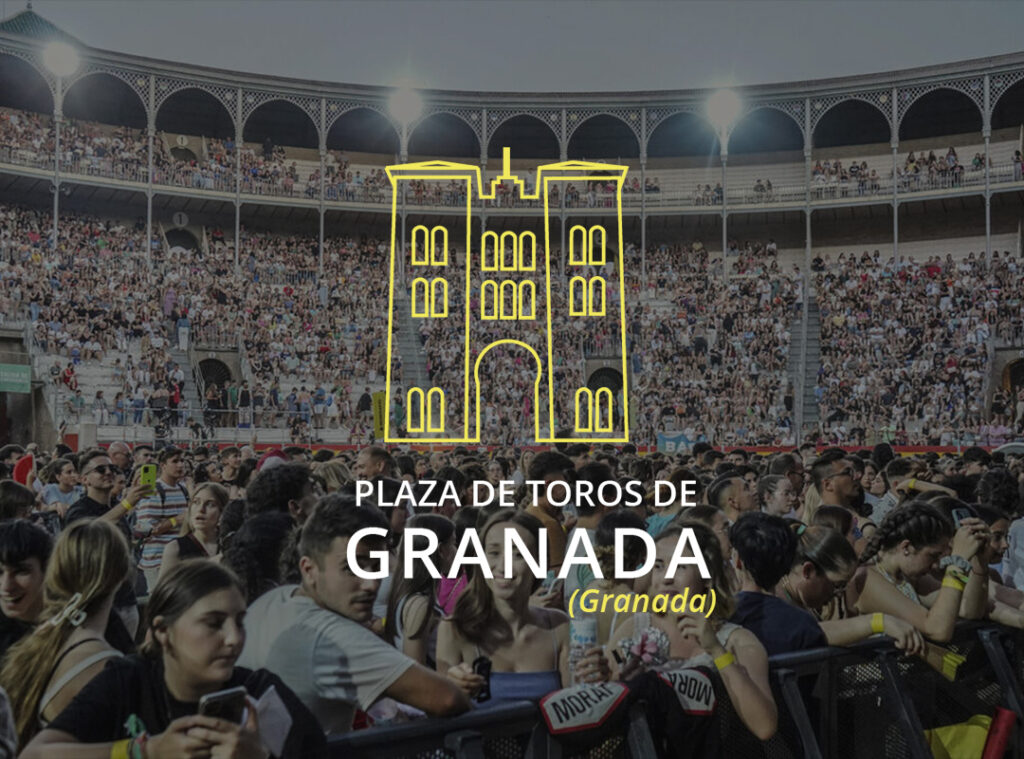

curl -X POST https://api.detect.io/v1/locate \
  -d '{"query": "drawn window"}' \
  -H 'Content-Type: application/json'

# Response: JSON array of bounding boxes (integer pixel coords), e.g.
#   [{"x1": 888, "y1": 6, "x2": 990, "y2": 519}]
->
[
  {"x1": 412, "y1": 277, "x2": 448, "y2": 318},
  {"x1": 481, "y1": 280, "x2": 498, "y2": 320},
  {"x1": 481, "y1": 231, "x2": 498, "y2": 271},
  {"x1": 569, "y1": 224, "x2": 606, "y2": 266},
  {"x1": 412, "y1": 225, "x2": 448, "y2": 266},
  {"x1": 569, "y1": 276, "x2": 606, "y2": 317},
  {"x1": 519, "y1": 281, "x2": 536, "y2": 320},
  {"x1": 407, "y1": 387, "x2": 445, "y2": 433}
]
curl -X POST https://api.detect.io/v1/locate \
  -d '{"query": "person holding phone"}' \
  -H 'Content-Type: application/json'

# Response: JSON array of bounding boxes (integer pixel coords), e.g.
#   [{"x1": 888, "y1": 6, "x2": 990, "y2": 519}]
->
[
  {"x1": 66, "y1": 449, "x2": 153, "y2": 638},
  {"x1": 20, "y1": 559, "x2": 325, "y2": 759},
  {"x1": 854, "y1": 500, "x2": 988, "y2": 643},
  {"x1": 436, "y1": 511, "x2": 570, "y2": 704}
]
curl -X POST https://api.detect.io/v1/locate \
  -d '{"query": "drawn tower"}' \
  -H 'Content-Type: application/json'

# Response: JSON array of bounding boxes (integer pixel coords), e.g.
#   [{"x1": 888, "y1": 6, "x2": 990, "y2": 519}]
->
[{"x1": 384, "y1": 149, "x2": 629, "y2": 444}]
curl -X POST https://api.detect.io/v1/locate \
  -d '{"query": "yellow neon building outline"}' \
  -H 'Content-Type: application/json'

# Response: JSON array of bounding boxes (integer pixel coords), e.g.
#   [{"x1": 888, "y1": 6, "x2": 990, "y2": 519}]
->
[{"x1": 383, "y1": 147, "x2": 631, "y2": 443}]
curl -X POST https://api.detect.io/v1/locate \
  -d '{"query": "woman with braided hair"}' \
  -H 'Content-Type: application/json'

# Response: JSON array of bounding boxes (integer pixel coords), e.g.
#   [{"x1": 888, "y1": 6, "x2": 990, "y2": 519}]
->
[{"x1": 853, "y1": 500, "x2": 989, "y2": 642}]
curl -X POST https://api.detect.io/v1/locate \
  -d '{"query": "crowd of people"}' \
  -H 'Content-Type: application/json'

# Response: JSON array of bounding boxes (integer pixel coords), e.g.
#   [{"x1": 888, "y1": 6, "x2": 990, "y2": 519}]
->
[
  {"x1": 816, "y1": 248, "x2": 1019, "y2": 447},
  {"x1": 0, "y1": 438, "x2": 1012, "y2": 756},
  {"x1": 0, "y1": 105, "x2": 1015, "y2": 212},
  {"x1": 3, "y1": 196, "x2": 1019, "y2": 448}
]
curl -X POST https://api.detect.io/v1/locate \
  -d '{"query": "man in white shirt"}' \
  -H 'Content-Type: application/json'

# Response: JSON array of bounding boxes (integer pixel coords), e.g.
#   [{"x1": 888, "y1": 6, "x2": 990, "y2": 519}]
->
[{"x1": 238, "y1": 496, "x2": 469, "y2": 734}]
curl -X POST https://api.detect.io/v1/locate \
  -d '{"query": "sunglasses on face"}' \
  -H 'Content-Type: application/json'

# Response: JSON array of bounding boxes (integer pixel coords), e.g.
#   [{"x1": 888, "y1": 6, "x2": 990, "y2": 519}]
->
[{"x1": 85, "y1": 464, "x2": 115, "y2": 475}]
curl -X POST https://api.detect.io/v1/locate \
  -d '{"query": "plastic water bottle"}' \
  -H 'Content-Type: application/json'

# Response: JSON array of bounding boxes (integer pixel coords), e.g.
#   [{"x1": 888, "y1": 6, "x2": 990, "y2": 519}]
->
[{"x1": 569, "y1": 616, "x2": 598, "y2": 685}]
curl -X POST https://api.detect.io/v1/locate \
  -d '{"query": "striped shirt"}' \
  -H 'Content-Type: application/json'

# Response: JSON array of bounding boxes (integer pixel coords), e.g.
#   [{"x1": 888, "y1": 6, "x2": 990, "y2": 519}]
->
[{"x1": 133, "y1": 480, "x2": 189, "y2": 571}]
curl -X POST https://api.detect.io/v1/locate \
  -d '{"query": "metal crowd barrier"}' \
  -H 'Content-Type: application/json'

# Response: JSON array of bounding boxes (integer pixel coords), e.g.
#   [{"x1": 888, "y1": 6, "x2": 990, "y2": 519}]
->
[{"x1": 325, "y1": 622, "x2": 1024, "y2": 759}]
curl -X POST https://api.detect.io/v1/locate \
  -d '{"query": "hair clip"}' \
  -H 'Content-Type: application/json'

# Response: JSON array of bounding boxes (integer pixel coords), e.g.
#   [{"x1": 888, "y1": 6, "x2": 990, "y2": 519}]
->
[{"x1": 47, "y1": 592, "x2": 86, "y2": 628}]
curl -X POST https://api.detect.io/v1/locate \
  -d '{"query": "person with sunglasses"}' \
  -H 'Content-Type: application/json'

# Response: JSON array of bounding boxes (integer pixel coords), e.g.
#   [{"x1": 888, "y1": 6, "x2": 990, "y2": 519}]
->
[
  {"x1": 808, "y1": 450, "x2": 874, "y2": 551},
  {"x1": 778, "y1": 524, "x2": 925, "y2": 654},
  {"x1": 66, "y1": 449, "x2": 153, "y2": 638},
  {"x1": 727, "y1": 512, "x2": 829, "y2": 656}
]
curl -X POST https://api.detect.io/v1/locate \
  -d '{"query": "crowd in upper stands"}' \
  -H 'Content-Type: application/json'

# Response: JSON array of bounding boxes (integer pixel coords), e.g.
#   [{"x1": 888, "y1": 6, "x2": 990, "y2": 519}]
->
[
  {"x1": 0, "y1": 436, "x2": 1011, "y2": 756},
  {"x1": 1, "y1": 195, "x2": 1020, "y2": 447},
  {"x1": 0, "y1": 105, "x2": 1015, "y2": 209},
  {"x1": 815, "y1": 248, "x2": 1016, "y2": 447}
]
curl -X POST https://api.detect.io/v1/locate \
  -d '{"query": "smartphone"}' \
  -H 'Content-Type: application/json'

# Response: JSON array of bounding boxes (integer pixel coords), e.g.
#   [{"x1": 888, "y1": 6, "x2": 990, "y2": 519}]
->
[
  {"x1": 951, "y1": 508, "x2": 972, "y2": 528},
  {"x1": 138, "y1": 464, "x2": 157, "y2": 487},
  {"x1": 198, "y1": 686, "x2": 249, "y2": 724},
  {"x1": 471, "y1": 656, "x2": 492, "y2": 703}
]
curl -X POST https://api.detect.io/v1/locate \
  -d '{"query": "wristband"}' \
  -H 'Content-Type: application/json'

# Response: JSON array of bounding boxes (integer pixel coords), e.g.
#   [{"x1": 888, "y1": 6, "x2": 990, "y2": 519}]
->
[
  {"x1": 944, "y1": 565, "x2": 969, "y2": 585},
  {"x1": 110, "y1": 739, "x2": 130, "y2": 759},
  {"x1": 120, "y1": 499, "x2": 134, "y2": 513},
  {"x1": 129, "y1": 734, "x2": 148, "y2": 759},
  {"x1": 169, "y1": 517, "x2": 177, "y2": 528},
  {"x1": 942, "y1": 575, "x2": 966, "y2": 592},
  {"x1": 870, "y1": 613, "x2": 885, "y2": 634},
  {"x1": 714, "y1": 651, "x2": 736, "y2": 671},
  {"x1": 907, "y1": 478, "x2": 917, "y2": 491}
]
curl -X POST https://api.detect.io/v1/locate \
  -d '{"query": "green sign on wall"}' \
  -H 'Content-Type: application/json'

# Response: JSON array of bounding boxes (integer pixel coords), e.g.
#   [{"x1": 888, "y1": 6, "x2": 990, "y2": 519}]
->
[{"x1": 0, "y1": 364, "x2": 31, "y2": 394}]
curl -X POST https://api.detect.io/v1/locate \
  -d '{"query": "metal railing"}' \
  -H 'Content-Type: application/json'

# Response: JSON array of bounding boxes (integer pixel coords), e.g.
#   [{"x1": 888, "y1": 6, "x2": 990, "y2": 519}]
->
[
  {"x1": 0, "y1": 141, "x2": 1020, "y2": 211},
  {"x1": 325, "y1": 622, "x2": 1024, "y2": 759}
]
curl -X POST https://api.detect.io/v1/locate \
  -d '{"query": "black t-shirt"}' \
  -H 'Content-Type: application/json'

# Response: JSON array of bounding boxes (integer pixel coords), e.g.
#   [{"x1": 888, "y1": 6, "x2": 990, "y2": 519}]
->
[
  {"x1": 65, "y1": 496, "x2": 136, "y2": 609},
  {"x1": 0, "y1": 611, "x2": 31, "y2": 662},
  {"x1": 729, "y1": 591, "x2": 827, "y2": 656},
  {"x1": 48, "y1": 655, "x2": 326, "y2": 758}
]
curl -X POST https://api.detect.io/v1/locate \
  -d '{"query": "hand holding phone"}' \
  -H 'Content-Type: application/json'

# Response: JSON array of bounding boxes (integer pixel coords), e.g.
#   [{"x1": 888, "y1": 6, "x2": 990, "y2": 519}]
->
[
  {"x1": 471, "y1": 656, "x2": 492, "y2": 702},
  {"x1": 198, "y1": 685, "x2": 249, "y2": 724},
  {"x1": 138, "y1": 463, "x2": 157, "y2": 488}
]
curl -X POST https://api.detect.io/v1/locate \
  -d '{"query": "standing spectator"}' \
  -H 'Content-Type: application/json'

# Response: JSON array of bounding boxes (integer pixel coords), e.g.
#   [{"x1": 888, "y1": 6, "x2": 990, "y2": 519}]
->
[
  {"x1": 157, "y1": 482, "x2": 228, "y2": 580},
  {"x1": 131, "y1": 447, "x2": 189, "y2": 592},
  {"x1": 237, "y1": 381, "x2": 252, "y2": 428},
  {"x1": 66, "y1": 449, "x2": 150, "y2": 638},
  {"x1": 238, "y1": 496, "x2": 469, "y2": 733},
  {"x1": 175, "y1": 310, "x2": 190, "y2": 351},
  {"x1": 39, "y1": 458, "x2": 82, "y2": 520}
]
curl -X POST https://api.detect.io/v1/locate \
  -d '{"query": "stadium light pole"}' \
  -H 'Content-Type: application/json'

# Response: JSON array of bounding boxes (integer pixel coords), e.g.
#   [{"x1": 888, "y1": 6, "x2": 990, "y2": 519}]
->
[
  {"x1": 43, "y1": 41, "x2": 80, "y2": 255},
  {"x1": 707, "y1": 89, "x2": 741, "y2": 283},
  {"x1": 389, "y1": 88, "x2": 423, "y2": 287}
]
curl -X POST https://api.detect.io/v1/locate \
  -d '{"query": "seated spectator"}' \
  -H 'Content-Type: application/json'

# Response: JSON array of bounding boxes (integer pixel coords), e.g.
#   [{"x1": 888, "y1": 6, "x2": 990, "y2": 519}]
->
[
  {"x1": 437, "y1": 511, "x2": 569, "y2": 704},
  {"x1": 0, "y1": 519, "x2": 129, "y2": 746},
  {"x1": 606, "y1": 523, "x2": 777, "y2": 740},
  {"x1": 21, "y1": 559, "x2": 325, "y2": 758},
  {"x1": 157, "y1": 482, "x2": 228, "y2": 580},
  {"x1": 0, "y1": 521, "x2": 53, "y2": 659},
  {"x1": 854, "y1": 501, "x2": 988, "y2": 642},
  {"x1": 238, "y1": 495, "x2": 468, "y2": 733}
]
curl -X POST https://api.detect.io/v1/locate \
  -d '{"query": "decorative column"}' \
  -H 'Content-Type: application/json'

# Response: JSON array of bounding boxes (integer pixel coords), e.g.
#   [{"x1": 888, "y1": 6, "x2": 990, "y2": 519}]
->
[{"x1": 146, "y1": 75, "x2": 155, "y2": 269}]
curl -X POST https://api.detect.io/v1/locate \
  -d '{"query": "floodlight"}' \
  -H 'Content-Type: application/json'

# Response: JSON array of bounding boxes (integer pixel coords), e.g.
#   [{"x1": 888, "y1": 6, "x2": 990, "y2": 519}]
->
[
  {"x1": 389, "y1": 88, "x2": 423, "y2": 127},
  {"x1": 42, "y1": 41, "x2": 80, "y2": 78},
  {"x1": 706, "y1": 89, "x2": 742, "y2": 135}
]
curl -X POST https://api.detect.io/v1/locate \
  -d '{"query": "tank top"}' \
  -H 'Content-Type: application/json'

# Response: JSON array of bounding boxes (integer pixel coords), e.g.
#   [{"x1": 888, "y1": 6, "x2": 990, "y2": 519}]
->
[
  {"x1": 871, "y1": 563, "x2": 921, "y2": 604},
  {"x1": 38, "y1": 638, "x2": 123, "y2": 728},
  {"x1": 475, "y1": 621, "x2": 562, "y2": 704},
  {"x1": 174, "y1": 534, "x2": 209, "y2": 561},
  {"x1": 393, "y1": 594, "x2": 439, "y2": 664}
]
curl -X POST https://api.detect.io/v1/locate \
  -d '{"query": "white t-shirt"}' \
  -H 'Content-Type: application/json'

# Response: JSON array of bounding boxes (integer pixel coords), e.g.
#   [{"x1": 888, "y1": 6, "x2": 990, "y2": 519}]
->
[{"x1": 237, "y1": 585, "x2": 414, "y2": 734}]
